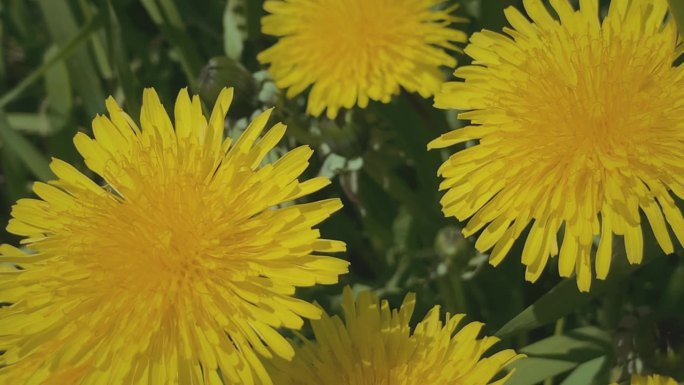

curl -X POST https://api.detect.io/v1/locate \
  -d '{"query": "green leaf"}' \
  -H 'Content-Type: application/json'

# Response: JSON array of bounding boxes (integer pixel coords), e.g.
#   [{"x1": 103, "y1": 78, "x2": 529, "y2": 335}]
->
[
  {"x1": 520, "y1": 326, "x2": 609, "y2": 356},
  {"x1": 363, "y1": 150, "x2": 430, "y2": 230},
  {"x1": 140, "y1": 0, "x2": 204, "y2": 87},
  {"x1": 0, "y1": 14, "x2": 101, "y2": 109},
  {"x1": 6, "y1": 113, "x2": 51, "y2": 135},
  {"x1": 0, "y1": 111, "x2": 52, "y2": 181},
  {"x1": 77, "y1": 0, "x2": 114, "y2": 80},
  {"x1": 44, "y1": 45, "x2": 73, "y2": 132},
  {"x1": 661, "y1": 260, "x2": 684, "y2": 313},
  {"x1": 245, "y1": 0, "x2": 263, "y2": 40},
  {"x1": 101, "y1": 0, "x2": 141, "y2": 119},
  {"x1": 509, "y1": 358, "x2": 577, "y2": 385},
  {"x1": 223, "y1": 0, "x2": 246, "y2": 60},
  {"x1": 506, "y1": 327, "x2": 610, "y2": 385},
  {"x1": 37, "y1": 0, "x2": 106, "y2": 117},
  {"x1": 669, "y1": 0, "x2": 684, "y2": 38},
  {"x1": 374, "y1": 96, "x2": 448, "y2": 238},
  {"x1": 496, "y1": 255, "x2": 656, "y2": 339},
  {"x1": 559, "y1": 356, "x2": 608, "y2": 385}
]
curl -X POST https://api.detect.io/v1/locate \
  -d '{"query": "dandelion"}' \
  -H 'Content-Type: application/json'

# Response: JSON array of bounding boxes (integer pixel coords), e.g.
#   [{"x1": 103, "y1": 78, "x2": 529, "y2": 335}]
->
[
  {"x1": 430, "y1": 0, "x2": 684, "y2": 291},
  {"x1": 0, "y1": 88, "x2": 348, "y2": 384},
  {"x1": 612, "y1": 374, "x2": 679, "y2": 385},
  {"x1": 268, "y1": 287, "x2": 522, "y2": 385},
  {"x1": 258, "y1": 0, "x2": 467, "y2": 119}
]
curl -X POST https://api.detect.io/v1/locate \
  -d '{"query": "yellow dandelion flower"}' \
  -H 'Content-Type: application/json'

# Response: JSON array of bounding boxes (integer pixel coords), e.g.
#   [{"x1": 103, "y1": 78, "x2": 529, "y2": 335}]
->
[
  {"x1": 258, "y1": 0, "x2": 467, "y2": 119},
  {"x1": 269, "y1": 287, "x2": 522, "y2": 385},
  {"x1": 429, "y1": 0, "x2": 684, "y2": 291},
  {"x1": 0, "y1": 88, "x2": 349, "y2": 385},
  {"x1": 611, "y1": 374, "x2": 680, "y2": 385}
]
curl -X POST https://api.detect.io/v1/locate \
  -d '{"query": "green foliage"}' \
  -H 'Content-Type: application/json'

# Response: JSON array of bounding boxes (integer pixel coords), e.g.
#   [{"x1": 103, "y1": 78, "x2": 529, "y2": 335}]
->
[
  {"x1": 670, "y1": 0, "x2": 684, "y2": 39},
  {"x1": 0, "y1": 0, "x2": 683, "y2": 384},
  {"x1": 508, "y1": 326, "x2": 611, "y2": 385}
]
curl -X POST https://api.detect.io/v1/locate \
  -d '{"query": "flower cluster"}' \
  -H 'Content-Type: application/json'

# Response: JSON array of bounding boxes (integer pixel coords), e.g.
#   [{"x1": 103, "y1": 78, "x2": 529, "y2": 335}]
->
[
  {"x1": 259, "y1": 0, "x2": 467, "y2": 118},
  {"x1": 1, "y1": 0, "x2": 683, "y2": 383},
  {"x1": 268, "y1": 287, "x2": 522, "y2": 385},
  {"x1": 615, "y1": 374, "x2": 679, "y2": 385},
  {"x1": 0, "y1": 89, "x2": 348, "y2": 384},
  {"x1": 430, "y1": 0, "x2": 684, "y2": 291}
]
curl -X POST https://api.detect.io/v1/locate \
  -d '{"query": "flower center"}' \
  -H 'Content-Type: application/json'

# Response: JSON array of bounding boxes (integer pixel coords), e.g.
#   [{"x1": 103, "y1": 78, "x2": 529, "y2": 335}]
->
[
  {"x1": 504, "y1": 30, "x2": 677, "y2": 169},
  {"x1": 62, "y1": 173, "x2": 227, "y2": 295},
  {"x1": 313, "y1": 3, "x2": 398, "y2": 50}
]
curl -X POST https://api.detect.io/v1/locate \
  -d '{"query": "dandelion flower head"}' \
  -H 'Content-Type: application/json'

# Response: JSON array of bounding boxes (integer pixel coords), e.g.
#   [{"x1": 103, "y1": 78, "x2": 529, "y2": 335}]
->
[
  {"x1": 611, "y1": 374, "x2": 680, "y2": 385},
  {"x1": 268, "y1": 287, "x2": 522, "y2": 385},
  {"x1": 0, "y1": 88, "x2": 348, "y2": 384},
  {"x1": 430, "y1": 0, "x2": 684, "y2": 291},
  {"x1": 258, "y1": 0, "x2": 468, "y2": 118}
]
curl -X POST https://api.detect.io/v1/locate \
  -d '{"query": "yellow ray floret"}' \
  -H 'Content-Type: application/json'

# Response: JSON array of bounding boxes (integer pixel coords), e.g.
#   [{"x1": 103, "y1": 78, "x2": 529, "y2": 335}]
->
[
  {"x1": 268, "y1": 287, "x2": 523, "y2": 385},
  {"x1": 611, "y1": 374, "x2": 680, "y2": 385},
  {"x1": 258, "y1": 0, "x2": 467, "y2": 118},
  {"x1": 0, "y1": 88, "x2": 348, "y2": 385},
  {"x1": 430, "y1": 0, "x2": 684, "y2": 291}
]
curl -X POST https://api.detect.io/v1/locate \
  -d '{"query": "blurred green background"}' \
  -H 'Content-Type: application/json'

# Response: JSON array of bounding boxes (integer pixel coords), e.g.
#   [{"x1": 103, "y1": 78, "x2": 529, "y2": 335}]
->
[{"x1": 0, "y1": 0, "x2": 683, "y2": 384}]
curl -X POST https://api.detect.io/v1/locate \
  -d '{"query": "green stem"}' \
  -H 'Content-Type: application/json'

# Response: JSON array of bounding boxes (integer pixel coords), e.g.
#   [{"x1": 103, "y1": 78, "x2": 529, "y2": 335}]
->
[
  {"x1": 436, "y1": 275, "x2": 459, "y2": 313},
  {"x1": 447, "y1": 271, "x2": 468, "y2": 314}
]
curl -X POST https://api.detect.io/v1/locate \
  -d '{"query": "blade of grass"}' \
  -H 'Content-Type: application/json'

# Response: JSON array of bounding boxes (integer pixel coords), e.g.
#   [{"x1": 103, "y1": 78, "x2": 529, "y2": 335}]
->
[
  {"x1": 6, "y1": 113, "x2": 50, "y2": 134},
  {"x1": 78, "y1": 0, "x2": 114, "y2": 79},
  {"x1": 101, "y1": 0, "x2": 141, "y2": 120},
  {"x1": 37, "y1": 0, "x2": 106, "y2": 117},
  {"x1": 245, "y1": 0, "x2": 263, "y2": 40},
  {"x1": 559, "y1": 356, "x2": 608, "y2": 385},
  {"x1": 506, "y1": 327, "x2": 610, "y2": 385},
  {"x1": 140, "y1": 0, "x2": 203, "y2": 87},
  {"x1": 374, "y1": 96, "x2": 448, "y2": 242},
  {"x1": 496, "y1": 255, "x2": 656, "y2": 339},
  {"x1": 44, "y1": 45, "x2": 73, "y2": 132},
  {"x1": 0, "y1": 17, "x2": 5, "y2": 83},
  {"x1": 0, "y1": 111, "x2": 52, "y2": 181},
  {"x1": 0, "y1": 13, "x2": 101, "y2": 110}
]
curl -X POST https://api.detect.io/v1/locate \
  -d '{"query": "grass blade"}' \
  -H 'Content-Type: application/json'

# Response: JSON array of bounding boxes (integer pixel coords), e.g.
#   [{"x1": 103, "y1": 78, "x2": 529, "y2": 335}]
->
[
  {"x1": 559, "y1": 356, "x2": 608, "y2": 385},
  {"x1": 44, "y1": 45, "x2": 73, "y2": 132},
  {"x1": 101, "y1": 0, "x2": 141, "y2": 120},
  {"x1": 78, "y1": 0, "x2": 114, "y2": 80},
  {"x1": 140, "y1": 0, "x2": 203, "y2": 87},
  {"x1": 0, "y1": 111, "x2": 52, "y2": 181},
  {"x1": 37, "y1": 0, "x2": 106, "y2": 117},
  {"x1": 506, "y1": 327, "x2": 610, "y2": 385},
  {"x1": 0, "y1": 14, "x2": 101, "y2": 110},
  {"x1": 496, "y1": 256, "x2": 656, "y2": 339}
]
